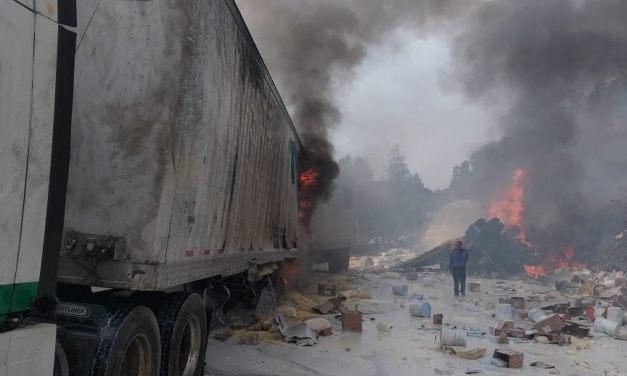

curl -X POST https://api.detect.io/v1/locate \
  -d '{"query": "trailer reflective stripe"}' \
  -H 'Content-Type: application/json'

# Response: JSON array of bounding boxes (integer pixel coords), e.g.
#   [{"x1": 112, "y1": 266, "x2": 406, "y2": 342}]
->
[{"x1": 0, "y1": 282, "x2": 39, "y2": 321}]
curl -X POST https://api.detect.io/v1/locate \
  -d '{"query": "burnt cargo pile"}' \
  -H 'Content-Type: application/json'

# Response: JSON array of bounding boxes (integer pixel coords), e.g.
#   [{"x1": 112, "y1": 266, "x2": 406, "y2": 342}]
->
[{"x1": 399, "y1": 218, "x2": 538, "y2": 276}]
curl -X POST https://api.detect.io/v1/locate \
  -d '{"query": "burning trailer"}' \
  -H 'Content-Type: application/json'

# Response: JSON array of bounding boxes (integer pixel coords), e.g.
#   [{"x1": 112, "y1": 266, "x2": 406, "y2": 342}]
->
[{"x1": 399, "y1": 217, "x2": 539, "y2": 276}]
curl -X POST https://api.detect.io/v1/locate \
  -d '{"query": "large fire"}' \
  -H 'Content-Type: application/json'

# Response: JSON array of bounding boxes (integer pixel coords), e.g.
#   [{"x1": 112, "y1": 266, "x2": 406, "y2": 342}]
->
[
  {"x1": 489, "y1": 169, "x2": 586, "y2": 277},
  {"x1": 523, "y1": 247, "x2": 587, "y2": 278},
  {"x1": 488, "y1": 169, "x2": 530, "y2": 246}
]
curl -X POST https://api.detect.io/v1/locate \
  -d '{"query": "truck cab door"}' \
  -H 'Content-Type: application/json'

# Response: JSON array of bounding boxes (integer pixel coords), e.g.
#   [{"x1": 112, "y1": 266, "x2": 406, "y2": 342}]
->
[
  {"x1": 0, "y1": 0, "x2": 73, "y2": 322},
  {"x1": 0, "y1": 0, "x2": 38, "y2": 323}
]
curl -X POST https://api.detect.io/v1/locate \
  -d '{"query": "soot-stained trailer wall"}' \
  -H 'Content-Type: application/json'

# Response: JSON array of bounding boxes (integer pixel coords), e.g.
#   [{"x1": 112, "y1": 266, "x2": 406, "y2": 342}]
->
[{"x1": 58, "y1": 0, "x2": 300, "y2": 290}]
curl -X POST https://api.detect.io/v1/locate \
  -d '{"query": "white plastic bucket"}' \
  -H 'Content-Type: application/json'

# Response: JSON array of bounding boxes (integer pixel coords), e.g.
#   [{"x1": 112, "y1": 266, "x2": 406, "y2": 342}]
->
[
  {"x1": 528, "y1": 308, "x2": 548, "y2": 323},
  {"x1": 594, "y1": 317, "x2": 619, "y2": 336},
  {"x1": 606, "y1": 307, "x2": 624, "y2": 325},
  {"x1": 409, "y1": 302, "x2": 432, "y2": 318},
  {"x1": 440, "y1": 327, "x2": 466, "y2": 347}
]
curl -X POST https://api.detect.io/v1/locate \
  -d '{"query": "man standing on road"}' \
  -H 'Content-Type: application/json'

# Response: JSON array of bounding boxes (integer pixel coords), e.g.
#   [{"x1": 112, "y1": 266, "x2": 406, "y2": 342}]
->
[{"x1": 448, "y1": 240, "x2": 469, "y2": 297}]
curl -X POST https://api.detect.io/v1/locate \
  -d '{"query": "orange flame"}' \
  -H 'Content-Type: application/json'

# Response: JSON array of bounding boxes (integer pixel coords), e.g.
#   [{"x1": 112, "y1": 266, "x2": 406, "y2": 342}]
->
[
  {"x1": 299, "y1": 168, "x2": 319, "y2": 187},
  {"x1": 524, "y1": 247, "x2": 586, "y2": 278},
  {"x1": 298, "y1": 168, "x2": 319, "y2": 223},
  {"x1": 488, "y1": 169, "x2": 586, "y2": 278},
  {"x1": 488, "y1": 169, "x2": 530, "y2": 246},
  {"x1": 524, "y1": 264, "x2": 547, "y2": 278}
]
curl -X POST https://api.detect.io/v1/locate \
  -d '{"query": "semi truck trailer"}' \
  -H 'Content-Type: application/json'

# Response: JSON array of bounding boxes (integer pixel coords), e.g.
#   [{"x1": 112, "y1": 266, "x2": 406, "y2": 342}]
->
[
  {"x1": 0, "y1": 1, "x2": 300, "y2": 375},
  {"x1": 307, "y1": 181, "x2": 357, "y2": 273}
]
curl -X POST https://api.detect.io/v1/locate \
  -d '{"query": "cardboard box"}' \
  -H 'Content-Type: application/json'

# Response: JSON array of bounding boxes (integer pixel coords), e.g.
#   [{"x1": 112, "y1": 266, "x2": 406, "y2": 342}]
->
[
  {"x1": 534, "y1": 314, "x2": 565, "y2": 334},
  {"x1": 495, "y1": 321, "x2": 526, "y2": 338},
  {"x1": 318, "y1": 283, "x2": 336, "y2": 296},
  {"x1": 493, "y1": 349, "x2": 524, "y2": 369},
  {"x1": 510, "y1": 297, "x2": 525, "y2": 309},
  {"x1": 341, "y1": 309, "x2": 362, "y2": 332}
]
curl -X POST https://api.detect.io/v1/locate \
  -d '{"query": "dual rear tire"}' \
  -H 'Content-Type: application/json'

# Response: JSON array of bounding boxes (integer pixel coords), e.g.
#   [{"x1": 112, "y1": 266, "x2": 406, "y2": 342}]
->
[
  {"x1": 156, "y1": 293, "x2": 208, "y2": 376},
  {"x1": 88, "y1": 293, "x2": 207, "y2": 376}
]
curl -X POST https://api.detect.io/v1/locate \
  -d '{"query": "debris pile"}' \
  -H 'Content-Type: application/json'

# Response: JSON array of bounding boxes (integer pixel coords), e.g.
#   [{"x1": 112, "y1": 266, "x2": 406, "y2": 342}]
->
[
  {"x1": 598, "y1": 229, "x2": 627, "y2": 271},
  {"x1": 399, "y1": 217, "x2": 538, "y2": 275}
]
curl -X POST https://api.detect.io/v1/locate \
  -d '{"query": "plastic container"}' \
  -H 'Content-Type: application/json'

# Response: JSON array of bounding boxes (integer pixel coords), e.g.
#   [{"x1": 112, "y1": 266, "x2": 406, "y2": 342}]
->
[
  {"x1": 440, "y1": 327, "x2": 466, "y2": 347},
  {"x1": 594, "y1": 317, "x2": 619, "y2": 336},
  {"x1": 409, "y1": 302, "x2": 432, "y2": 318},
  {"x1": 606, "y1": 307, "x2": 624, "y2": 324},
  {"x1": 528, "y1": 308, "x2": 548, "y2": 323},
  {"x1": 495, "y1": 304, "x2": 516, "y2": 320}
]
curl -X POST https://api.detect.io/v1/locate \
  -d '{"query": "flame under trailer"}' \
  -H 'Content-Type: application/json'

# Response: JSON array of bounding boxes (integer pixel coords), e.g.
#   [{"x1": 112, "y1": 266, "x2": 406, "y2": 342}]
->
[{"x1": 0, "y1": 1, "x2": 301, "y2": 375}]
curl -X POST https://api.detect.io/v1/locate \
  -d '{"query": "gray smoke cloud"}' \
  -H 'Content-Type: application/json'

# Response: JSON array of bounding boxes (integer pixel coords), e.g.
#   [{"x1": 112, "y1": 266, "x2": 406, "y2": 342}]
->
[
  {"x1": 237, "y1": 0, "x2": 467, "y2": 223},
  {"x1": 452, "y1": 0, "x2": 627, "y2": 257},
  {"x1": 238, "y1": 0, "x2": 627, "y2": 258}
]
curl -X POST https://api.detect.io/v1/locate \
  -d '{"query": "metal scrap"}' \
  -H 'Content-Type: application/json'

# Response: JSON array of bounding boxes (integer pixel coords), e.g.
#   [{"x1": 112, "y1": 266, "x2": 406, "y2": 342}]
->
[{"x1": 275, "y1": 314, "x2": 318, "y2": 346}]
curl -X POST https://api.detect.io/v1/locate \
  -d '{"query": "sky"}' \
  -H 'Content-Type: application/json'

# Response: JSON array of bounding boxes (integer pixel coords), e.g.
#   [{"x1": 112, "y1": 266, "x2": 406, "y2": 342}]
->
[{"x1": 332, "y1": 30, "x2": 494, "y2": 188}]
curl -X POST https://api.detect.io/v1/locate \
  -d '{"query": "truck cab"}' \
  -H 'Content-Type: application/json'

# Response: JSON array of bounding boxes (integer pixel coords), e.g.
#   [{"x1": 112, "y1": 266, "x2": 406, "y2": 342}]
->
[{"x1": 0, "y1": 1, "x2": 76, "y2": 374}]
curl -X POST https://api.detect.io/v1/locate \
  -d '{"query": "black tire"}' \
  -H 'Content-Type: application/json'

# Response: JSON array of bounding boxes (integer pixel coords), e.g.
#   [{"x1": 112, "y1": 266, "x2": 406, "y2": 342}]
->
[
  {"x1": 92, "y1": 305, "x2": 161, "y2": 376},
  {"x1": 54, "y1": 341, "x2": 69, "y2": 376},
  {"x1": 156, "y1": 293, "x2": 208, "y2": 376}
]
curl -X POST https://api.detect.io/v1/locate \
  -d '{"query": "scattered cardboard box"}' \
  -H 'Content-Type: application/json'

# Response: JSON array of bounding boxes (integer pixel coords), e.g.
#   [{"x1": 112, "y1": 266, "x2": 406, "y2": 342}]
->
[
  {"x1": 340, "y1": 309, "x2": 363, "y2": 332},
  {"x1": 493, "y1": 349, "x2": 524, "y2": 369},
  {"x1": 534, "y1": 314, "x2": 565, "y2": 334},
  {"x1": 318, "y1": 283, "x2": 336, "y2": 296}
]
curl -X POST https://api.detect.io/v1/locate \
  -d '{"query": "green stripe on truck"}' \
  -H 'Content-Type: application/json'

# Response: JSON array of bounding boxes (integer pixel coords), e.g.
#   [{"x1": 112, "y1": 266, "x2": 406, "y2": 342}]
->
[{"x1": 0, "y1": 282, "x2": 39, "y2": 324}]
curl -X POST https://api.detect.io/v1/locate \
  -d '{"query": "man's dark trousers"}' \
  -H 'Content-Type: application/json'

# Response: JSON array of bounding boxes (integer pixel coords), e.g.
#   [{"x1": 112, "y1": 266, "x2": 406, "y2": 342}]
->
[{"x1": 452, "y1": 266, "x2": 466, "y2": 296}]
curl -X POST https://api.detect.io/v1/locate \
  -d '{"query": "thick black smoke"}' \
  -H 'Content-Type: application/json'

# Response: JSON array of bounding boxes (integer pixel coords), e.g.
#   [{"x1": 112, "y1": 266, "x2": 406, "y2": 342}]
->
[
  {"x1": 239, "y1": 0, "x2": 627, "y2": 256},
  {"x1": 237, "y1": 0, "x2": 465, "y2": 225},
  {"x1": 451, "y1": 0, "x2": 627, "y2": 258}
]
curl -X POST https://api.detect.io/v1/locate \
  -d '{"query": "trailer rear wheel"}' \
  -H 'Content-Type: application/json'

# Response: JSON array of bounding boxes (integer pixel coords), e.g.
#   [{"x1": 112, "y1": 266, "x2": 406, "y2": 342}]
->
[
  {"x1": 156, "y1": 293, "x2": 208, "y2": 376},
  {"x1": 93, "y1": 305, "x2": 161, "y2": 376},
  {"x1": 328, "y1": 249, "x2": 350, "y2": 273}
]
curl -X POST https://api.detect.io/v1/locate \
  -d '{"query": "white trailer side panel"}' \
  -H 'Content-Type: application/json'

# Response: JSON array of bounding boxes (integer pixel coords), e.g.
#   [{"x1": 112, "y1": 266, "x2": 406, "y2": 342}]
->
[{"x1": 58, "y1": 0, "x2": 299, "y2": 290}]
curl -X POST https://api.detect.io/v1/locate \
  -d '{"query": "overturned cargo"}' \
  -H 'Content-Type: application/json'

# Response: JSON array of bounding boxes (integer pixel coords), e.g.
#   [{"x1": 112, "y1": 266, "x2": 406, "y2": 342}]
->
[{"x1": 399, "y1": 218, "x2": 538, "y2": 275}]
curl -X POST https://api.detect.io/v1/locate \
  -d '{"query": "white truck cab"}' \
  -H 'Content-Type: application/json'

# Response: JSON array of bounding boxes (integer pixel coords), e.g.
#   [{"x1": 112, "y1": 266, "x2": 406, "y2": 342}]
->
[{"x1": 0, "y1": 1, "x2": 76, "y2": 374}]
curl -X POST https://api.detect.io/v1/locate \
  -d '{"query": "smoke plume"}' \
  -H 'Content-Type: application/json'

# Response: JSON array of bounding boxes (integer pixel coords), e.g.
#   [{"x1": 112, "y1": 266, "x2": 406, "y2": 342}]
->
[
  {"x1": 239, "y1": 0, "x2": 627, "y2": 256},
  {"x1": 451, "y1": 0, "x2": 627, "y2": 257},
  {"x1": 237, "y1": 0, "x2": 466, "y2": 225}
]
